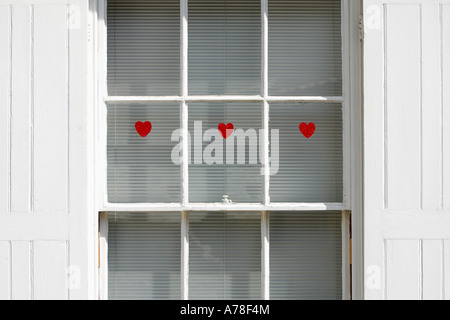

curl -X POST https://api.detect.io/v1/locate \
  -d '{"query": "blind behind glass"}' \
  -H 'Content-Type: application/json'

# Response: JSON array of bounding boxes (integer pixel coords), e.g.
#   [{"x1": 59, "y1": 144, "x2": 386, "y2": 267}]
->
[
  {"x1": 270, "y1": 211, "x2": 342, "y2": 300},
  {"x1": 108, "y1": 212, "x2": 181, "y2": 300},
  {"x1": 269, "y1": 0, "x2": 342, "y2": 96},
  {"x1": 107, "y1": 103, "x2": 181, "y2": 203},
  {"x1": 107, "y1": 0, "x2": 180, "y2": 96},
  {"x1": 189, "y1": 212, "x2": 261, "y2": 300},
  {"x1": 269, "y1": 103, "x2": 343, "y2": 202},
  {"x1": 189, "y1": 0, "x2": 261, "y2": 95},
  {"x1": 189, "y1": 103, "x2": 263, "y2": 203}
]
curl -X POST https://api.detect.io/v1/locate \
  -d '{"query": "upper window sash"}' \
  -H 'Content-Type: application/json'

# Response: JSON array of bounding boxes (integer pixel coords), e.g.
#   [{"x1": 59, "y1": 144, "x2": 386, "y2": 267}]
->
[{"x1": 101, "y1": 0, "x2": 349, "y2": 211}]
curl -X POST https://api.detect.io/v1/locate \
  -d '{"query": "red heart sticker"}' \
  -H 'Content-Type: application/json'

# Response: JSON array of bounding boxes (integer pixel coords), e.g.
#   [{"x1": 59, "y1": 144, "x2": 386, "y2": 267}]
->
[
  {"x1": 299, "y1": 122, "x2": 316, "y2": 139},
  {"x1": 218, "y1": 123, "x2": 234, "y2": 139},
  {"x1": 135, "y1": 121, "x2": 152, "y2": 138}
]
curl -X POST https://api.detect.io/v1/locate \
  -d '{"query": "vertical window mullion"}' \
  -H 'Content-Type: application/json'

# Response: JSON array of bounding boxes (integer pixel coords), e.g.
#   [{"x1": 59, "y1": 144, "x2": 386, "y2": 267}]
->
[
  {"x1": 262, "y1": 0, "x2": 270, "y2": 206},
  {"x1": 341, "y1": 0, "x2": 351, "y2": 208},
  {"x1": 180, "y1": 0, "x2": 189, "y2": 300},
  {"x1": 181, "y1": 0, "x2": 189, "y2": 205},
  {"x1": 261, "y1": 211, "x2": 270, "y2": 300},
  {"x1": 261, "y1": 0, "x2": 270, "y2": 301},
  {"x1": 181, "y1": 211, "x2": 189, "y2": 300}
]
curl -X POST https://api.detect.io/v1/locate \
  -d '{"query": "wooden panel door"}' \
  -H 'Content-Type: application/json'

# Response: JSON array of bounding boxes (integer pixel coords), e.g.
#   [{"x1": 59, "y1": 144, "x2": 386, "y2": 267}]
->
[
  {"x1": 363, "y1": 0, "x2": 450, "y2": 300},
  {"x1": 0, "y1": 0, "x2": 93, "y2": 300}
]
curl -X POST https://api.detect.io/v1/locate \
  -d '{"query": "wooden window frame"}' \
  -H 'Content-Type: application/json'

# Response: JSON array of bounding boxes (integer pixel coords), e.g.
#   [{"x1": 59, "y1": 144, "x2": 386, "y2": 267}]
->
[{"x1": 92, "y1": 0, "x2": 364, "y2": 300}]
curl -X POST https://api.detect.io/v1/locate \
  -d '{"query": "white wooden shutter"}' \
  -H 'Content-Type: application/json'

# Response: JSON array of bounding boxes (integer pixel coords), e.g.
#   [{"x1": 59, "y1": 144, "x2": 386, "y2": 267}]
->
[
  {"x1": 0, "y1": 0, "x2": 91, "y2": 299},
  {"x1": 363, "y1": 0, "x2": 450, "y2": 300}
]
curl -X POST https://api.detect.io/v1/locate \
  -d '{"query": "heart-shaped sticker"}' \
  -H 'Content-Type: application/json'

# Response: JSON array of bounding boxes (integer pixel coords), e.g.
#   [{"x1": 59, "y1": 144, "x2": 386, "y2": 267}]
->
[
  {"x1": 135, "y1": 121, "x2": 152, "y2": 138},
  {"x1": 218, "y1": 123, "x2": 234, "y2": 139},
  {"x1": 299, "y1": 122, "x2": 316, "y2": 139}
]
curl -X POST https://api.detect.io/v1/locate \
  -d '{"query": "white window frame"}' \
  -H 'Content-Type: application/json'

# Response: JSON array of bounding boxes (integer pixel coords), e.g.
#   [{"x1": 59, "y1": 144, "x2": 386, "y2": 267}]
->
[{"x1": 92, "y1": 0, "x2": 363, "y2": 300}]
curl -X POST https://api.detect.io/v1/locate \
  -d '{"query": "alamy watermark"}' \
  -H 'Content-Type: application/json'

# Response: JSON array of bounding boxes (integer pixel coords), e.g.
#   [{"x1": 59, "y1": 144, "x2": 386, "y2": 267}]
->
[{"x1": 170, "y1": 121, "x2": 280, "y2": 176}]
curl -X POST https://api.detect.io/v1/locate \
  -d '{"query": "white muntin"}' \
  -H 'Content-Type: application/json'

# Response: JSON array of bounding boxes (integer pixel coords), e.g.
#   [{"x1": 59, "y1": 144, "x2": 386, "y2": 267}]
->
[{"x1": 171, "y1": 120, "x2": 280, "y2": 175}]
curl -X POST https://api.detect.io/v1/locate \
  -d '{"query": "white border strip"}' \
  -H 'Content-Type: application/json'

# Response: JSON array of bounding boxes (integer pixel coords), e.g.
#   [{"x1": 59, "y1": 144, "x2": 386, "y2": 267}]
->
[
  {"x1": 104, "y1": 95, "x2": 344, "y2": 104},
  {"x1": 102, "y1": 202, "x2": 347, "y2": 212}
]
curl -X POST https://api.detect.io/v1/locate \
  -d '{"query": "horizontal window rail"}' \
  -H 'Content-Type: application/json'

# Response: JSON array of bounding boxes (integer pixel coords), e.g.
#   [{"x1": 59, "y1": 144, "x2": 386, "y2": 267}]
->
[
  {"x1": 102, "y1": 202, "x2": 348, "y2": 213},
  {"x1": 104, "y1": 95, "x2": 345, "y2": 104}
]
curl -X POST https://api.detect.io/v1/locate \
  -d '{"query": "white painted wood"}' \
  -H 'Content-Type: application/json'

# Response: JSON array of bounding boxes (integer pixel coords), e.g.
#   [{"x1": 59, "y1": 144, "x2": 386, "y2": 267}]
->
[
  {"x1": 422, "y1": 240, "x2": 443, "y2": 300},
  {"x1": 363, "y1": 0, "x2": 450, "y2": 300},
  {"x1": 67, "y1": 0, "x2": 95, "y2": 300},
  {"x1": 180, "y1": 211, "x2": 189, "y2": 300},
  {"x1": 180, "y1": 0, "x2": 189, "y2": 205},
  {"x1": 444, "y1": 5, "x2": 450, "y2": 211},
  {"x1": 96, "y1": 0, "x2": 108, "y2": 211},
  {"x1": 33, "y1": 4, "x2": 68, "y2": 213},
  {"x1": 104, "y1": 95, "x2": 344, "y2": 104},
  {"x1": 341, "y1": 211, "x2": 351, "y2": 300},
  {"x1": 11, "y1": 241, "x2": 31, "y2": 300},
  {"x1": 0, "y1": 214, "x2": 68, "y2": 241},
  {"x1": 445, "y1": 240, "x2": 450, "y2": 299},
  {"x1": 0, "y1": 241, "x2": 11, "y2": 299},
  {"x1": 261, "y1": 211, "x2": 269, "y2": 300},
  {"x1": 261, "y1": 0, "x2": 270, "y2": 206},
  {"x1": 0, "y1": 0, "x2": 93, "y2": 299},
  {"x1": 33, "y1": 241, "x2": 68, "y2": 300},
  {"x1": 421, "y1": 4, "x2": 443, "y2": 210},
  {"x1": 86, "y1": 0, "x2": 98, "y2": 299},
  {"x1": 347, "y1": 0, "x2": 364, "y2": 300},
  {"x1": 98, "y1": 212, "x2": 108, "y2": 300},
  {"x1": 10, "y1": 4, "x2": 32, "y2": 213},
  {"x1": 341, "y1": 0, "x2": 352, "y2": 211},
  {"x1": 265, "y1": 96, "x2": 344, "y2": 103},
  {"x1": 0, "y1": 6, "x2": 10, "y2": 214},
  {"x1": 386, "y1": 240, "x2": 420, "y2": 300},
  {"x1": 102, "y1": 202, "x2": 346, "y2": 213},
  {"x1": 385, "y1": 4, "x2": 421, "y2": 210}
]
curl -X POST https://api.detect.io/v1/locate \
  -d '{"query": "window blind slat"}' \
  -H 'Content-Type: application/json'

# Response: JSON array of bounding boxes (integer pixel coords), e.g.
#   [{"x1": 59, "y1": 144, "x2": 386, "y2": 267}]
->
[
  {"x1": 269, "y1": 103, "x2": 343, "y2": 202},
  {"x1": 270, "y1": 211, "x2": 342, "y2": 300},
  {"x1": 108, "y1": 212, "x2": 181, "y2": 300},
  {"x1": 107, "y1": 103, "x2": 181, "y2": 203},
  {"x1": 107, "y1": 0, "x2": 180, "y2": 96},
  {"x1": 269, "y1": 0, "x2": 342, "y2": 96},
  {"x1": 189, "y1": 212, "x2": 261, "y2": 300},
  {"x1": 189, "y1": 0, "x2": 261, "y2": 95},
  {"x1": 189, "y1": 102, "x2": 263, "y2": 203}
]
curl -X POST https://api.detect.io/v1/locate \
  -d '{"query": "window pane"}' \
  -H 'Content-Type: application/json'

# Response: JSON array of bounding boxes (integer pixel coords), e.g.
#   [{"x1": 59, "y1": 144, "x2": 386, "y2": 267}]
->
[
  {"x1": 189, "y1": 0, "x2": 261, "y2": 95},
  {"x1": 269, "y1": 103, "x2": 343, "y2": 202},
  {"x1": 270, "y1": 211, "x2": 342, "y2": 300},
  {"x1": 189, "y1": 102, "x2": 263, "y2": 203},
  {"x1": 107, "y1": 0, "x2": 180, "y2": 96},
  {"x1": 269, "y1": 0, "x2": 342, "y2": 96},
  {"x1": 189, "y1": 212, "x2": 261, "y2": 300},
  {"x1": 107, "y1": 103, "x2": 180, "y2": 203},
  {"x1": 108, "y1": 212, "x2": 181, "y2": 300}
]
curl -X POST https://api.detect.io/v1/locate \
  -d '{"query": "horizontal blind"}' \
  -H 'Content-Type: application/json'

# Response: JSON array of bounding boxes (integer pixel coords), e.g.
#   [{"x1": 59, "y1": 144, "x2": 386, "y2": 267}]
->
[
  {"x1": 189, "y1": 212, "x2": 261, "y2": 300},
  {"x1": 268, "y1": 0, "x2": 342, "y2": 96},
  {"x1": 189, "y1": 0, "x2": 261, "y2": 95},
  {"x1": 107, "y1": 103, "x2": 181, "y2": 203},
  {"x1": 270, "y1": 211, "x2": 342, "y2": 300},
  {"x1": 188, "y1": 103, "x2": 263, "y2": 203},
  {"x1": 269, "y1": 103, "x2": 343, "y2": 202},
  {"x1": 108, "y1": 212, "x2": 181, "y2": 300},
  {"x1": 107, "y1": 0, "x2": 180, "y2": 96}
]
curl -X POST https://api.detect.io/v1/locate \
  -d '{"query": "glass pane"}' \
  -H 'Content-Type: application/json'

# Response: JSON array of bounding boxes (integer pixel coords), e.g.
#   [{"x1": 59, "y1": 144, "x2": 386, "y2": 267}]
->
[
  {"x1": 107, "y1": 0, "x2": 180, "y2": 96},
  {"x1": 108, "y1": 212, "x2": 181, "y2": 300},
  {"x1": 269, "y1": 103, "x2": 343, "y2": 202},
  {"x1": 269, "y1": 0, "x2": 342, "y2": 96},
  {"x1": 189, "y1": 0, "x2": 261, "y2": 95},
  {"x1": 188, "y1": 102, "x2": 263, "y2": 203},
  {"x1": 189, "y1": 212, "x2": 261, "y2": 300},
  {"x1": 107, "y1": 103, "x2": 181, "y2": 203},
  {"x1": 270, "y1": 211, "x2": 342, "y2": 300}
]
